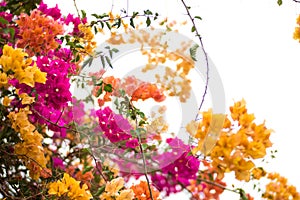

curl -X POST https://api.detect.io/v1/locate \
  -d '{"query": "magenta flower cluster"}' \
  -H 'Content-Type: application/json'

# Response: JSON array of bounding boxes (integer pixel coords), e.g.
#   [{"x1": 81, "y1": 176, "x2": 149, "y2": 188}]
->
[
  {"x1": 96, "y1": 107, "x2": 139, "y2": 148},
  {"x1": 151, "y1": 138, "x2": 200, "y2": 195},
  {"x1": 38, "y1": 1, "x2": 61, "y2": 20}
]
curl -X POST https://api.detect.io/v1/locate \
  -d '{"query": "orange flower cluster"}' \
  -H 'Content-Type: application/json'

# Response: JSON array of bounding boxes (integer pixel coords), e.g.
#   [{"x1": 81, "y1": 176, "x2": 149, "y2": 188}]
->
[
  {"x1": 131, "y1": 83, "x2": 166, "y2": 102},
  {"x1": 190, "y1": 100, "x2": 273, "y2": 181},
  {"x1": 92, "y1": 75, "x2": 166, "y2": 106},
  {"x1": 7, "y1": 107, "x2": 48, "y2": 180},
  {"x1": 294, "y1": 15, "x2": 300, "y2": 42},
  {"x1": 16, "y1": 10, "x2": 64, "y2": 56},
  {"x1": 263, "y1": 173, "x2": 300, "y2": 200},
  {"x1": 66, "y1": 165, "x2": 94, "y2": 188},
  {"x1": 130, "y1": 181, "x2": 161, "y2": 200}
]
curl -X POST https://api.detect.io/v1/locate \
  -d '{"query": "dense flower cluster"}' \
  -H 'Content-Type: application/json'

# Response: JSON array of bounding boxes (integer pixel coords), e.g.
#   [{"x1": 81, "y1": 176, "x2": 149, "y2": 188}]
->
[
  {"x1": 100, "y1": 177, "x2": 135, "y2": 200},
  {"x1": 0, "y1": 45, "x2": 47, "y2": 87},
  {"x1": 190, "y1": 99, "x2": 273, "y2": 181},
  {"x1": 151, "y1": 138, "x2": 200, "y2": 195},
  {"x1": 263, "y1": 173, "x2": 300, "y2": 200},
  {"x1": 8, "y1": 107, "x2": 48, "y2": 180},
  {"x1": 16, "y1": 9, "x2": 64, "y2": 56},
  {"x1": 96, "y1": 106, "x2": 139, "y2": 148},
  {"x1": 48, "y1": 173, "x2": 92, "y2": 200},
  {"x1": 130, "y1": 181, "x2": 161, "y2": 200}
]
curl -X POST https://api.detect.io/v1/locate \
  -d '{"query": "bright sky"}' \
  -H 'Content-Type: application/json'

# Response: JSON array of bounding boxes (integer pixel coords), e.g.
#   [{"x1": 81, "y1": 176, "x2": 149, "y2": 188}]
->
[{"x1": 45, "y1": 0, "x2": 300, "y2": 199}]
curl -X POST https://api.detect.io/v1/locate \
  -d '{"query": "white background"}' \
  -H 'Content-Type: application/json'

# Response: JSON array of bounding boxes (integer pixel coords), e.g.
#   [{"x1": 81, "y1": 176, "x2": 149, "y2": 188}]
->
[{"x1": 45, "y1": 0, "x2": 300, "y2": 199}]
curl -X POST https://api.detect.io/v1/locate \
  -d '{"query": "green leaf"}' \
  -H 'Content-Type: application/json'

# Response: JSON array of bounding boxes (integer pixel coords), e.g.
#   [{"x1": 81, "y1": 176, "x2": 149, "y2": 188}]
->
[
  {"x1": 189, "y1": 44, "x2": 199, "y2": 61},
  {"x1": 81, "y1": 10, "x2": 86, "y2": 18},
  {"x1": 146, "y1": 17, "x2": 151, "y2": 27},
  {"x1": 0, "y1": 17, "x2": 8, "y2": 25},
  {"x1": 141, "y1": 143, "x2": 148, "y2": 150},
  {"x1": 144, "y1": 9, "x2": 153, "y2": 15},
  {"x1": 105, "y1": 22, "x2": 111, "y2": 30},
  {"x1": 100, "y1": 13, "x2": 109, "y2": 18},
  {"x1": 191, "y1": 26, "x2": 196, "y2": 32},
  {"x1": 104, "y1": 84, "x2": 113, "y2": 92},
  {"x1": 109, "y1": 50, "x2": 113, "y2": 58},
  {"x1": 100, "y1": 55, "x2": 105, "y2": 68},
  {"x1": 130, "y1": 18, "x2": 135, "y2": 28},
  {"x1": 111, "y1": 48, "x2": 119, "y2": 53},
  {"x1": 132, "y1": 11, "x2": 139, "y2": 18},
  {"x1": 94, "y1": 185, "x2": 106, "y2": 196},
  {"x1": 75, "y1": 54, "x2": 80, "y2": 62},
  {"x1": 139, "y1": 120, "x2": 147, "y2": 126},
  {"x1": 82, "y1": 148, "x2": 92, "y2": 154},
  {"x1": 82, "y1": 57, "x2": 93, "y2": 69},
  {"x1": 100, "y1": 21, "x2": 104, "y2": 29},
  {"x1": 94, "y1": 26, "x2": 98, "y2": 34},
  {"x1": 105, "y1": 56, "x2": 113, "y2": 68},
  {"x1": 92, "y1": 13, "x2": 100, "y2": 19},
  {"x1": 277, "y1": 0, "x2": 282, "y2": 5},
  {"x1": 194, "y1": 16, "x2": 202, "y2": 20},
  {"x1": 96, "y1": 87, "x2": 103, "y2": 97},
  {"x1": 82, "y1": 166, "x2": 93, "y2": 174}
]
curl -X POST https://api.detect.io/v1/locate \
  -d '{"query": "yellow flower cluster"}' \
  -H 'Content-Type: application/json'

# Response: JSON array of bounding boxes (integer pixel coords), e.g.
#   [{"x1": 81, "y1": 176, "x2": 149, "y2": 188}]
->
[
  {"x1": 263, "y1": 173, "x2": 300, "y2": 200},
  {"x1": 48, "y1": 173, "x2": 92, "y2": 200},
  {"x1": 0, "y1": 71, "x2": 8, "y2": 88},
  {"x1": 189, "y1": 99, "x2": 273, "y2": 181},
  {"x1": 7, "y1": 107, "x2": 47, "y2": 180},
  {"x1": 187, "y1": 111, "x2": 228, "y2": 156},
  {"x1": 100, "y1": 177, "x2": 135, "y2": 200},
  {"x1": 78, "y1": 23, "x2": 97, "y2": 55},
  {"x1": 0, "y1": 45, "x2": 47, "y2": 87},
  {"x1": 294, "y1": 15, "x2": 300, "y2": 42}
]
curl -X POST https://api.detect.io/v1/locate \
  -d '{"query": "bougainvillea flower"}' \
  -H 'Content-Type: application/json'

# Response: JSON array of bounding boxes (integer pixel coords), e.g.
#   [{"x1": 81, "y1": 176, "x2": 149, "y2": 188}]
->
[
  {"x1": 131, "y1": 83, "x2": 166, "y2": 102},
  {"x1": 151, "y1": 137, "x2": 200, "y2": 195},
  {"x1": 96, "y1": 106, "x2": 132, "y2": 143}
]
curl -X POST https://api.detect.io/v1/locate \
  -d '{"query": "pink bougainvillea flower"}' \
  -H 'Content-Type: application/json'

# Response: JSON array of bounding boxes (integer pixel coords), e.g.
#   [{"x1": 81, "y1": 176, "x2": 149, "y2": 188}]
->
[
  {"x1": 38, "y1": 1, "x2": 61, "y2": 20},
  {"x1": 52, "y1": 157, "x2": 65, "y2": 170},
  {"x1": 126, "y1": 138, "x2": 139, "y2": 148},
  {"x1": 151, "y1": 137, "x2": 200, "y2": 195},
  {"x1": 96, "y1": 107, "x2": 132, "y2": 143}
]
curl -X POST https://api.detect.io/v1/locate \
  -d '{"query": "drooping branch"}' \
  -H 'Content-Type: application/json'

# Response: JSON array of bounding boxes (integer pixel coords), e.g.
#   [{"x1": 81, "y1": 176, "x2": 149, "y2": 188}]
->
[{"x1": 180, "y1": 0, "x2": 209, "y2": 121}]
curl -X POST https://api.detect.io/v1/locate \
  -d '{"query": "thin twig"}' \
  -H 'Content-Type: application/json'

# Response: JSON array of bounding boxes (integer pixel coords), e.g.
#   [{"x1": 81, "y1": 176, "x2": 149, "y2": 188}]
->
[
  {"x1": 180, "y1": 0, "x2": 209, "y2": 121},
  {"x1": 73, "y1": 0, "x2": 81, "y2": 19},
  {"x1": 198, "y1": 177, "x2": 242, "y2": 194},
  {"x1": 138, "y1": 142, "x2": 154, "y2": 200},
  {"x1": 135, "y1": 115, "x2": 154, "y2": 200},
  {"x1": 90, "y1": 153, "x2": 108, "y2": 182}
]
